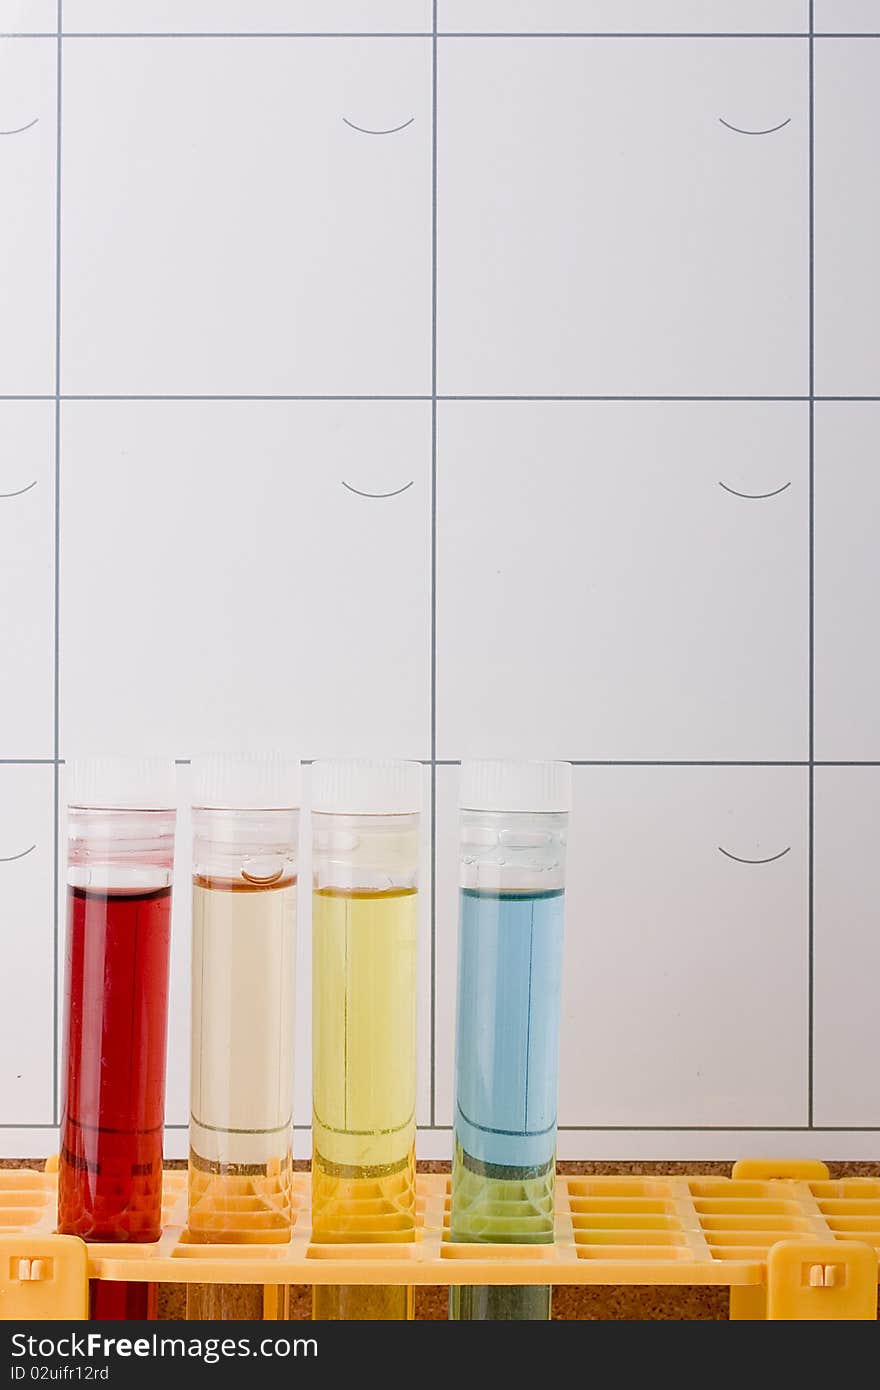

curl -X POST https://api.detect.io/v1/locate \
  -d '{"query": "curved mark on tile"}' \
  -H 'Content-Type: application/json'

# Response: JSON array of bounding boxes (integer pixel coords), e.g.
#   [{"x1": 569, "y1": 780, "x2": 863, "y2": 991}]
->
[
  {"x1": 0, "y1": 118, "x2": 39, "y2": 136},
  {"x1": 0, "y1": 844, "x2": 37, "y2": 864},
  {"x1": 0, "y1": 479, "x2": 38, "y2": 499},
  {"x1": 718, "y1": 845, "x2": 791, "y2": 866},
  {"x1": 341, "y1": 479, "x2": 414, "y2": 500},
  {"x1": 718, "y1": 480, "x2": 792, "y2": 501},
  {"x1": 342, "y1": 116, "x2": 414, "y2": 136},
  {"x1": 719, "y1": 116, "x2": 792, "y2": 136}
]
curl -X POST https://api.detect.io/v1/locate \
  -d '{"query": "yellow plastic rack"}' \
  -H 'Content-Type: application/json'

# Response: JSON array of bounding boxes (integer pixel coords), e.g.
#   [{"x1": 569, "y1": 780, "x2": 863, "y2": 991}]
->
[{"x1": 1, "y1": 1159, "x2": 877, "y2": 1320}]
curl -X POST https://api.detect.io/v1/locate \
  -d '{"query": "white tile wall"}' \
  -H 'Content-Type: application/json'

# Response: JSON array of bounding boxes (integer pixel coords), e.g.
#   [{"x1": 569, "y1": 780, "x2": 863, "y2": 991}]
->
[
  {"x1": 814, "y1": 767, "x2": 880, "y2": 1128},
  {"x1": 63, "y1": 3, "x2": 432, "y2": 34},
  {"x1": 815, "y1": 404, "x2": 880, "y2": 761},
  {"x1": 440, "y1": 3, "x2": 809, "y2": 34},
  {"x1": 0, "y1": 2, "x2": 55, "y2": 31},
  {"x1": 559, "y1": 765, "x2": 808, "y2": 1127},
  {"x1": 0, "y1": 19, "x2": 877, "y2": 1157},
  {"x1": 433, "y1": 767, "x2": 457, "y2": 1129},
  {"x1": 438, "y1": 38, "x2": 808, "y2": 396},
  {"x1": 437, "y1": 401, "x2": 809, "y2": 761},
  {"x1": 815, "y1": 41, "x2": 880, "y2": 396},
  {"x1": 59, "y1": 401, "x2": 431, "y2": 759},
  {"x1": 0, "y1": 402, "x2": 54, "y2": 759},
  {"x1": 0, "y1": 764, "x2": 55, "y2": 1125},
  {"x1": 815, "y1": 1, "x2": 880, "y2": 32},
  {"x1": 436, "y1": 764, "x2": 809, "y2": 1128},
  {"x1": 0, "y1": 36, "x2": 55, "y2": 393},
  {"x1": 61, "y1": 37, "x2": 431, "y2": 395},
  {"x1": 164, "y1": 769, "x2": 192, "y2": 1132}
]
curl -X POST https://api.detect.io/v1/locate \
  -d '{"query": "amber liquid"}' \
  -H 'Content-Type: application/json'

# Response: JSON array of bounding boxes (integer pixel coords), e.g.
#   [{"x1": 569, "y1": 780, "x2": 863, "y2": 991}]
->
[{"x1": 187, "y1": 872, "x2": 296, "y2": 1321}]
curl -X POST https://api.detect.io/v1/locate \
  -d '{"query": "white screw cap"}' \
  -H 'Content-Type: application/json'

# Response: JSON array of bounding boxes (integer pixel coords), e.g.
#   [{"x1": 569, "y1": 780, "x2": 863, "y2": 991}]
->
[
  {"x1": 459, "y1": 760, "x2": 572, "y2": 814},
  {"x1": 65, "y1": 756, "x2": 177, "y2": 810},
  {"x1": 191, "y1": 753, "x2": 301, "y2": 810},
  {"x1": 311, "y1": 759, "x2": 422, "y2": 816}
]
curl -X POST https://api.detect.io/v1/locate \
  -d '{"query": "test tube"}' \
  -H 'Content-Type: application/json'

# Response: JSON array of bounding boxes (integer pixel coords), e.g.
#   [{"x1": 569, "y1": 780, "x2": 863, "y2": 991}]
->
[
  {"x1": 57, "y1": 757, "x2": 177, "y2": 1321},
  {"x1": 186, "y1": 754, "x2": 300, "y2": 1321},
  {"x1": 449, "y1": 760, "x2": 570, "y2": 1320},
  {"x1": 310, "y1": 759, "x2": 421, "y2": 1321}
]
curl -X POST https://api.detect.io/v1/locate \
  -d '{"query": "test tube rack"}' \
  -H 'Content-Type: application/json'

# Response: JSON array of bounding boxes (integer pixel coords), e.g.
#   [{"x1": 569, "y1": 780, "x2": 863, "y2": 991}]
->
[{"x1": 1, "y1": 1159, "x2": 877, "y2": 1320}]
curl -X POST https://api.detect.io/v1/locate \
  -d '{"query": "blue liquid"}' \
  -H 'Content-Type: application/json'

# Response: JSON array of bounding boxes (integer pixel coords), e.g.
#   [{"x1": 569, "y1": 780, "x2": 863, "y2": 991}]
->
[{"x1": 450, "y1": 887, "x2": 565, "y2": 1321}]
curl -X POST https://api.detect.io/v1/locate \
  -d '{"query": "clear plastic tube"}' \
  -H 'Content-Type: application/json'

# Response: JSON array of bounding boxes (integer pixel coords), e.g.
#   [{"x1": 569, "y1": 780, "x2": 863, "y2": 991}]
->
[
  {"x1": 185, "y1": 755, "x2": 299, "y2": 1322},
  {"x1": 449, "y1": 761, "x2": 570, "y2": 1321},
  {"x1": 309, "y1": 760, "x2": 421, "y2": 1321},
  {"x1": 57, "y1": 757, "x2": 176, "y2": 1321}
]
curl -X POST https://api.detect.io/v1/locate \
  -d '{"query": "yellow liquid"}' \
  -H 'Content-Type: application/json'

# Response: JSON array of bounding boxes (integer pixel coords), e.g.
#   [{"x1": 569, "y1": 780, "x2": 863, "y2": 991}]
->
[
  {"x1": 188, "y1": 875, "x2": 296, "y2": 1248},
  {"x1": 311, "y1": 886, "x2": 417, "y2": 1321}
]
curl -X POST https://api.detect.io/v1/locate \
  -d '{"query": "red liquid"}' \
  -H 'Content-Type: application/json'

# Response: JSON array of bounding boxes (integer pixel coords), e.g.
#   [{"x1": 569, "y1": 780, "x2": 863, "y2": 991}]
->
[
  {"x1": 89, "y1": 1280, "x2": 157, "y2": 1321},
  {"x1": 58, "y1": 885, "x2": 172, "y2": 1243}
]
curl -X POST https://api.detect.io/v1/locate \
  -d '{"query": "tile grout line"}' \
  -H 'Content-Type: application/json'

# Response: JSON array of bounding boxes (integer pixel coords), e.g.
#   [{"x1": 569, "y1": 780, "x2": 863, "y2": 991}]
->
[
  {"x1": 440, "y1": 32, "x2": 812, "y2": 40},
  {"x1": 24, "y1": 32, "x2": 880, "y2": 41},
  {"x1": 3, "y1": 1123, "x2": 880, "y2": 1133},
  {"x1": 429, "y1": 0, "x2": 438, "y2": 1130},
  {"x1": 2, "y1": 395, "x2": 880, "y2": 403},
  {"x1": 58, "y1": 32, "x2": 433, "y2": 40},
  {"x1": 7, "y1": 758, "x2": 880, "y2": 767},
  {"x1": 48, "y1": 395, "x2": 433, "y2": 402},
  {"x1": 3, "y1": 32, "x2": 849, "y2": 41},
  {"x1": 437, "y1": 395, "x2": 810, "y2": 402},
  {"x1": 807, "y1": 0, "x2": 815, "y2": 1131},
  {"x1": 51, "y1": 0, "x2": 63, "y2": 1130},
  {"x1": 5, "y1": 28, "x2": 880, "y2": 41},
  {"x1": 0, "y1": 31, "x2": 873, "y2": 40},
  {"x1": 5, "y1": 759, "x2": 880, "y2": 768},
  {"x1": 556, "y1": 1125, "x2": 880, "y2": 1133}
]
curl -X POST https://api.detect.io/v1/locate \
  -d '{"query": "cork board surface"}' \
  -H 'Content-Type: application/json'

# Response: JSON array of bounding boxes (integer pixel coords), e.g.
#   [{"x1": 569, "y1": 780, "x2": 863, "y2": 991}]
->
[{"x1": 5, "y1": 1158, "x2": 879, "y2": 1321}]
